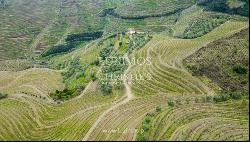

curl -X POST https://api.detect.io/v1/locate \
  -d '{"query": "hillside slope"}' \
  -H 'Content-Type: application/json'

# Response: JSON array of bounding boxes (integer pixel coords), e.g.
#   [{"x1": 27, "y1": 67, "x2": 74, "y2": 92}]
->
[{"x1": 0, "y1": 0, "x2": 249, "y2": 141}]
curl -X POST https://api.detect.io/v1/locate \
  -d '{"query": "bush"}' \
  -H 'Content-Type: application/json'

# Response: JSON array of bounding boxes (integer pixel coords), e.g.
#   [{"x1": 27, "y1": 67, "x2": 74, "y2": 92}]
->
[
  {"x1": 203, "y1": 95, "x2": 213, "y2": 103},
  {"x1": 99, "y1": 80, "x2": 113, "y2": 94},
  {"x1": 91, "y1": 72, "x2": 97, "y2": 81},
  {"x1": 0, "y1": 92, "x2": 7, "y2": 99},
  {"x1": 205, "y1": 91, "x2": 246, "y2": 103},
  {"x1": 233, "y1": 64, "x2": 247, "y2": 75},
  {"x1": 50, "y1": 88, "x2": 78, "y2": 101},
  {"x1": 91, "y1": 59, "x2": 100, "y2": 66},
  {"x1": 0, "y1": 0, "x2": 7, "y2": 8},
  {"x1": 156, "y1": 106, "x2": 162, "y2": 112},
  {"x1": 100, "y1": 46, "x2": 113, "y2": 60},
  {"x1": 167, "y1": 99, "x2": 175, "y2": 107},
  {"x1": 213, "y1": 93, "x2": 230, "y2": 102},
  {"x1": 144, "y1": 117, "x2": 151, "y2": 124},
  {"x1": 229, "y1": 91, "x2": 243, "y2": 100},
  {"x1": 142, "y1": 124, "x2": 149, "y2": 132},
  {"x1": 76, "y1": 84, "x2": 85, "y2": 92}
]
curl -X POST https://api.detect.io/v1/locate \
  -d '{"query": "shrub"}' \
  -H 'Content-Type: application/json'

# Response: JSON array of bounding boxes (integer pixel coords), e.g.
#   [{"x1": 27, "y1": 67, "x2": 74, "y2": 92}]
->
[
  {"x1": 167, "y1": 99, "x2": 175, "y2": 107},
  {"x1": 91, "y1": 59, "x2": 100, "y2": 66},
  {"x1": 91, "y1": 72, "x2": 97, "y2": 81},
  {"x1": 144, "y1": 117, "x2": 151, "y2": 124},
  {"x1": 0, "y1": 92, "x2": 7, "y2": 99},
  {"x1": 203, "y1": 95, "x2": 213, "y2": 103},
  {"x1": 0, "y1": 0, "x2": 7, "y2": 8},
  {"x1": 50, "y1": 88, "x2": 78, "y2": 101},
  {"x1": 229, "y1": 91, "x2": 243, "y2": 100},
  {"x1": 213, "y1": 93, "x2": 230, "y2": 102},
  {"x1": 100, "y1": 46, "x2": 113, "y2": 60},
  {"x1": 99, "y1": 80, "x2": 113, "y2": 94},
  {"x1": 76, "y1": 84, "x2": 85, "y2": 92},
  {"x1": 156, "y1": 106, "x2": 162, "y2": 112},
  {"x1": 233, "y1": 64, "x2": 247, "y2": 75},
  {"x1": 142, "y1": 124, "x2": 149, "y2": 132},
  {"x1": 208, "y1": 91, "x2": 245, "y2": 103}
]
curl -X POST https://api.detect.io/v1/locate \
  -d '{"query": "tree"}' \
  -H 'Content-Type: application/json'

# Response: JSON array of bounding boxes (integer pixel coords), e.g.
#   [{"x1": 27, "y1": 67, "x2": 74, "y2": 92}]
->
[
  {"x1": 0, "y1": 0, "x2": 7, "y2": 8},
  {"x1": 100, "y1": 81, "x2": 112, "y2": 94}
]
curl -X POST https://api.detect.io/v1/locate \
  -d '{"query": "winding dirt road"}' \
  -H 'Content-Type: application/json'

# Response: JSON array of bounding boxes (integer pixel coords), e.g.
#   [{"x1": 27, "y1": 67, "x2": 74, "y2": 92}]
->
[{"x1": 82, "y1": 53, "x2": 133, "y2": 141}]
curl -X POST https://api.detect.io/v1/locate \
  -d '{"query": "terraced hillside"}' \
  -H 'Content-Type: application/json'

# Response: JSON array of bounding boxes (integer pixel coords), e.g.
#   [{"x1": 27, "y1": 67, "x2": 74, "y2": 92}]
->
[
  {"x1": 184, "y1": 28, "x2": 249, "y2": 93},
  {"x1": 0, "y1": 0, "x2": 59, "y2": 60},
  {"x1": 0, "y1": 0, "x2": 249, "y2": 141},
  {"x1": 136, "y1": 101, "x2": 249, "y2": 141}
]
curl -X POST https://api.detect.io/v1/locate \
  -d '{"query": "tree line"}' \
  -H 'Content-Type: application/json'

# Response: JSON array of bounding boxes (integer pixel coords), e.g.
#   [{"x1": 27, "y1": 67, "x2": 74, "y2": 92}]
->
[
  {"x1": 42, "y1": 31, "x2": 103, "y2": 57},
  {"x1": 198, "y1": 0, "x2": 249, "y2": 16},
  {"x1": 100, "y1": 7, "x2": 183, "y2": 20}
]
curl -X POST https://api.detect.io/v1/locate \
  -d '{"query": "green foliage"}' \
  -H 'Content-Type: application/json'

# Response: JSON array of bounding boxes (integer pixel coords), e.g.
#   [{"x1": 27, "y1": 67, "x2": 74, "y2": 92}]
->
[
  {"x1": 186, "y1": 65, "x2": 203, "y2": 76},
  {"x1": 0, "y1": 92, "x2": 8, "y2": 99},
  {"x1": 198, "y1": 0, "x2": 249, "y2": 16},
  {"x1": 126, "y1": 33, "x2": 151, "y2": 53},
  {"x1": 42, "y1": 43, "x2": 75, "y2": 57},
  {"x1": 144, "y1": 116, "x2": 151, "y2": 124},
  {"x1": 91, "y1": 59, "x2": 100, "y2": 66},
  {"x1": 42, "y1": 31, "x2": 103, "y2": 57},
  {"x1": 182, "y1": 14, "x2": 230, "y2": 39},
  {"x1": 99, "y1": 8, "x2": 116, "y2": 17},
  {"x1": 99, "y1": 80, "x2": 113, "y2": 94},
  {"x1": 233, "y1": 64, "x2": 247, "y2": 75},
  {"x1": 213, "y1": 92, "x2": 231, "y2": 102},
  {"x1": 104, "y1": 7, "x2": 183, "y2": 20},
  {"x1": 100, "y1": 46, "x2": 113, "y2": 60},
  {"x1": 137, "y1": 108, "x2": 163, "y2": 141},
  {"x1": 229, "y1": 91, "x2": 244, "y2": 100},
  {"x1": 0, "y1": 0, "x2": 7, "y2": 8},
  {"x1": 76, "y1": 84, "x2": 85, "y2": 91},
  {"x1": 57, "y1": 57, "x2": 92, "y2": 91},
  {"x1": 65, "y1": 31, "x2": 103, "y2": 42},
  {"x1": 90, "y1": 72, "x2": 97, "y2": 81},
  {"x1": 155, "y1": 106, "x2": 162, "y2": 112},
  {"x1": 102, "y1": 54, "x2": 126, "y2": 75},
  {"x1": 49, "y1": 88, "x2": 80, "y2": 101},
  {"x1": 204, "y1": 91, "x2": 246, "y2": 103},
  {"x1": 184, "y1": 28, "x2": 249, "y2": 93},
  {"x1": 97, "y1": 33, "x2": 150, "y2": 94},
  {"x1": 103, "y1": 0, "x2": 196, "y2": 20},
  {"x1": 100, "y1": 53, "x2": 127, "y2": 90},
  {"x1": 167, "y1": 99, "x2": 175, "y2": 107}
]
